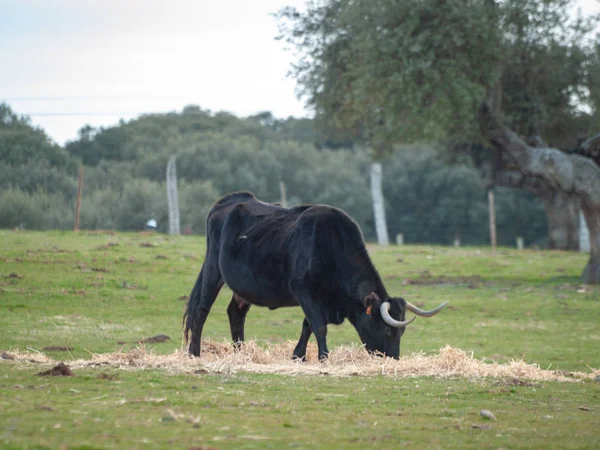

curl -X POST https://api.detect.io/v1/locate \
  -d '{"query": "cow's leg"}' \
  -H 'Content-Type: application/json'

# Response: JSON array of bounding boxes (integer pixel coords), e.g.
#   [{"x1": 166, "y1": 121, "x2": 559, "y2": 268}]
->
[
  {"x1": 227, "y1": 294, "x2": 251, "y2": 350},
  {"x1": 292, "y1": 317, "x2": 313, "y2": 362},
  {"x1": 290, "y1": 284, "x2": 329, "y2": 361},
  {"x1": 185, "y1": 262, "x2": 224, "y2": 357}
]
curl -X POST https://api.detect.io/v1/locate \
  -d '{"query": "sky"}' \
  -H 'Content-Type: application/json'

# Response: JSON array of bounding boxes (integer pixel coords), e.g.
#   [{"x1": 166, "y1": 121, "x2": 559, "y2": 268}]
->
[{"x1": 1, "y1": 0, "x2": 599, "y2": 145}]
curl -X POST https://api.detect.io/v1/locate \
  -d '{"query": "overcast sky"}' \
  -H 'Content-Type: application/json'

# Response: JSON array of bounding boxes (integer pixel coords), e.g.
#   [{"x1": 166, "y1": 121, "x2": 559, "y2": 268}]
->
[{"x1": 1, "y1": 0, "x2": 599, "y2": 145}]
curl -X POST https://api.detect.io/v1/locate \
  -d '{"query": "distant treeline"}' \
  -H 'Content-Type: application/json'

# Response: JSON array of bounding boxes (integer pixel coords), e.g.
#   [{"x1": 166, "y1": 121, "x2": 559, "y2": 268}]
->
[{"x1": 0, "y1": 103, "x2": 546, "y2": 246}]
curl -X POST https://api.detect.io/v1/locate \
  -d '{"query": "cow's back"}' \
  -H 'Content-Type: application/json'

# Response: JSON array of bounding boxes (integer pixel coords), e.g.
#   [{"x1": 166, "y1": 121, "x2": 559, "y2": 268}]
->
[{"x1": 215, "y1": 198, "x2": 302, "y2": 307}]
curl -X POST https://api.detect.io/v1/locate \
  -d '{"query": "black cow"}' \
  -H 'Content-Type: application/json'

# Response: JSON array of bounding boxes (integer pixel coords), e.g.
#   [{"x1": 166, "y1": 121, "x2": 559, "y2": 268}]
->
[{"x1": 183, "y1": 191, "x2": 447, "y2": 360}]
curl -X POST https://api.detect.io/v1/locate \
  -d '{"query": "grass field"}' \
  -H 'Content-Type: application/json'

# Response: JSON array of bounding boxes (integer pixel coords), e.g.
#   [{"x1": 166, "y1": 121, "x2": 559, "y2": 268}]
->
[{"x1": 1, "y1": 230, "x2": 599, "y2": 449}]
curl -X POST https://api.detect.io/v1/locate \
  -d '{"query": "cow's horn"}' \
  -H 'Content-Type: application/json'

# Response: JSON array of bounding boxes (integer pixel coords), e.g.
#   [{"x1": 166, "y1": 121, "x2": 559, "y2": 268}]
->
[
  {"x1": 380, "y1": 302, "x2": 415, "y2": 328},
  {"x1": 405, "y1": 300, "x2": 448, "y2": 317}
]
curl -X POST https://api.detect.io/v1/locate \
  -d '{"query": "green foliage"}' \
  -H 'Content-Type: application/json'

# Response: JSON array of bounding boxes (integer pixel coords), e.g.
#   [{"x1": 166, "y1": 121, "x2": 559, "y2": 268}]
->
[
  {"x1": 0, "y1": 160, "x2": 77, "y2": 197},
  {"x1": 79, "y1": 187, "x2": 121, "y2": 230},
  {"x1": 588, "y1": 42, "x2": 600, "y2": 128},
  {"x1": 384, "y1": 147, "x2": 546, "y2": 246},
  {"x1": 498, "y1": 1, "x2": 599, "y2": 146},
  {"x1": 80, "y1": 180, "x2": 168, "y2": 232},
  {"x1": 276, "y1": 0, "x2": 598, "y2": 149},
  {"x1": 0, "y1": 103, "x2": 76, "y2": 170},
  {"x1": 178, "y1": 181, "x2": 221, "y2": 234},
  {"x1": 0, "y1": 102, "x2": 550, "y2": 245},
  {"x1": 0, "y1": 188, "x2": 73, "y2": 230},
  {"x1": 116, "y1": 179, "x2": 168, "y2": 232}
]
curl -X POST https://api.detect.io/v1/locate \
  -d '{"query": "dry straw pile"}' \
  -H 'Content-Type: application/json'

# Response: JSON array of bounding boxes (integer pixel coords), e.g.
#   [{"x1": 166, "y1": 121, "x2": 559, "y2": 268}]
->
[{"x1": 4, "y1": 341, "x2": 597, "y2": 382}]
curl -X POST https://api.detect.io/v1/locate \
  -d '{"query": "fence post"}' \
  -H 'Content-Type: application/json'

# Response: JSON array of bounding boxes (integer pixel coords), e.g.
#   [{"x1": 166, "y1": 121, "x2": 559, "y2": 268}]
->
[
  {"x1": 395, "y1": 233, "x2": 404, "y2": 245},
  {"x1": 166, "y1": 155, "x2": 180, "y2": 236},
  {"x1": 488, "y1": 189, "x2": 497, "y2": 254},
  {"x1": 370, "y1": 162, "x2": 390, "y2": 246},
  {"x1": 516, "y1": 236, "x2": 524, "y2": 250},
  {"x1": 580, "y1": 210, "x2": 590, "y2": 252},
  {"x1": 279, "y1": 181, "x2": 287, "y2": 208},
  {"x1": 74, "y1": 166, "x2": 84, "y2": 232}
]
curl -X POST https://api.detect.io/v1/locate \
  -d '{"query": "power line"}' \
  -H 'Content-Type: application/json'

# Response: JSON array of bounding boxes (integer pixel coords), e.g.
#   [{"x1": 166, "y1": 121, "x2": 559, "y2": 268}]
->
[
  {"x1": 26, "y1": 112, "x2": 149, "y2": 117},
  {"x1": 2, "y1": 96, "x2": 173, "y2": 102}
]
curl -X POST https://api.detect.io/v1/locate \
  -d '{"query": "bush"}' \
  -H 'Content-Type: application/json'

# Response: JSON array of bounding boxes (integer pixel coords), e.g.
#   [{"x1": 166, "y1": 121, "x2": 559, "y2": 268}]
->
[
  {"x1": 116, "y1": 179, "x2": 168, "y2": 232},
  {"x1": 0, "y1": 188, "x2": 73, "y2": 230},
  {"x1": 79, "y1": 188, "x2": 120, "y2": 231},
  {"x1": 178, "y1": 181, "x2": 220, "y2": 234}
]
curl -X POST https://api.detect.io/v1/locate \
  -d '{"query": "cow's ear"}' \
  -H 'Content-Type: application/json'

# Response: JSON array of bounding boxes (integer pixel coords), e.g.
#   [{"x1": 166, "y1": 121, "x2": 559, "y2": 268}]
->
[{"x1": 364, "y1": 292, "x2": 380, "y2": 315}]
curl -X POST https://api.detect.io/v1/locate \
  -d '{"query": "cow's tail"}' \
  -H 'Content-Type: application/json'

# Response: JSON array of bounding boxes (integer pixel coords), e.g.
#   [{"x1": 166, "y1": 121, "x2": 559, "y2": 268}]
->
[{"x1": 183, "y1": 266, "x2": 203, "y2": 349}]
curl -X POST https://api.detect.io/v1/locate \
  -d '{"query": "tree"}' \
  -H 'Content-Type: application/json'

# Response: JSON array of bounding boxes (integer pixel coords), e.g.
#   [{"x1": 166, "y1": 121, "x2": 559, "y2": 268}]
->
[
  {"x1": 0, "y1": 103, "x2": 74, "y2": 170},
  {"x1": 277, "y1": 0, "x2": 600, "y2": 282},
  {"x1": 480, "y1": 101, "x2": 600, "y2": 283}
]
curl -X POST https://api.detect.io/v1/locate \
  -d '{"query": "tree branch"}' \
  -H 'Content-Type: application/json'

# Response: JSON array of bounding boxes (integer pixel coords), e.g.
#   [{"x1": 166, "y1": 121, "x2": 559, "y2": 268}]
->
[
  {"x1": 478, "y1": 103, "x2": 600, "y2": 206},
  {"x1": 492, "y1": 169, "x2": 552, "y2": 198}
]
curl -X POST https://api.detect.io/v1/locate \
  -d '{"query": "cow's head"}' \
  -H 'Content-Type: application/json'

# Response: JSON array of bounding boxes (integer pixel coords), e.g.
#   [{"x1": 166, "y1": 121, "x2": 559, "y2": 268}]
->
[{"x1": 358, "y1": 292, "x2": 448, "y2": 359}]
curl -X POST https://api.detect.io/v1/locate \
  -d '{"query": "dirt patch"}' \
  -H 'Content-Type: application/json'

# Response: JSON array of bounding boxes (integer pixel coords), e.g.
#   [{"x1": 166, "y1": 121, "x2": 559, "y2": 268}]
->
[
  {"x1": 401, "y1": 272, "x2": 484, "y2": 288},
  {"x1": 6, "y1": 273, "x2": 23, "y2": 279},
  {"x1": 37, "y1": 406, "x2": 55, "y2": 411},
  {"x1": 139, "y1": 242, "x2": 156, "y2": 248},
  {"x1": 121, "y1": 281, "x2": 139, "y2": 289},
  {"x1": 2, "y1": 351, "x2": 15, "y2": 360},
  {"x1": 95, "y1": 242, "x2": 119, "y2": 250},
  {"x1": 85, "y1": 230, "x2": 116, "y2": 236},
  {"x1": 138, "y1": 334, "x2": 171, "y2": 344},
  {"x1": 35, "y1": 362, "x2": 74, "y2": 377},
  {"x1": 491, "y1": 378, "x2": 538, "y2": 388},
  {"x1": 42, "y1": 346, "x2": 73, "y2": 352},
  {"x1": 118, "y1": 335, "x2": 171, "y2": 345},
  {"x1": 97, "y1": 373, "x2": 118, "y2": 380}
]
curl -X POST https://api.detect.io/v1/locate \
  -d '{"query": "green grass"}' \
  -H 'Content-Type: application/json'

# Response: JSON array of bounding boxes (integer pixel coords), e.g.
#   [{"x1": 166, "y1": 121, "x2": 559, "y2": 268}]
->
[{"x1": 1, "y1": 230, "x2": 599, "y2": 449}]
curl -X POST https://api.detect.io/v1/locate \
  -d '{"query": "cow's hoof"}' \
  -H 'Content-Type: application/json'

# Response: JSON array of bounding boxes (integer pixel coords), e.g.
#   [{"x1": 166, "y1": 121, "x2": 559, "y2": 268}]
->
[
  {"x1": 232, "y1": 341, "x2": 244, "y2": 352},
  {"x1": 318, "y1": 353, "x2": 329, "y2": 362},
  {"x1": 292, "y1": 354, "x2": 307, "y2": 363}
]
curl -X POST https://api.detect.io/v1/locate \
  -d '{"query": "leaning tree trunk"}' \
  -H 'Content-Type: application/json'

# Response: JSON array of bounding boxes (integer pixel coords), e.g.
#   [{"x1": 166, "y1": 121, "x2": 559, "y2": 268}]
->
[
  {"x1": 541, "y1": 191, "x2": 580, "y2": 251},
  {"x1": 580, "y1": 196, "x2": 600, "y2": 283},
  {"x1": 492, "y1": 170, "x2": 580, "y2": 250},
  {"x1": 479, "y1": 104, "x2": 600, "y2": 283},
  {"x1": 370, "y1": 162, "x2": 390, "y2": 246}
]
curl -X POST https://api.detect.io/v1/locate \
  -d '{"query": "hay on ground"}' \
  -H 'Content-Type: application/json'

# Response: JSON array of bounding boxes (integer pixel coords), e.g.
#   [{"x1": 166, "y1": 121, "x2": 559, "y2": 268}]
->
[{"x1": 2, "y1": 342, "x2": 598, "y2": 382}]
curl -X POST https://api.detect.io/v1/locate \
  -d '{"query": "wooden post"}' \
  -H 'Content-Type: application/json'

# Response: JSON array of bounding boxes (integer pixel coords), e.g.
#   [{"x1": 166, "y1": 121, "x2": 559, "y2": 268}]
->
[
  {"x1": 279, "y1": 181, "x2": 287, "y2": 208},
  {"x1": 74, "y1": 166, "x2": 84, "y2": 232},
  {"x1": 488, "y1": 189, "x2": 497, "y2": 254},
  {"x1": 395, "y1": 233, "x2": 404, "y2": 245}
]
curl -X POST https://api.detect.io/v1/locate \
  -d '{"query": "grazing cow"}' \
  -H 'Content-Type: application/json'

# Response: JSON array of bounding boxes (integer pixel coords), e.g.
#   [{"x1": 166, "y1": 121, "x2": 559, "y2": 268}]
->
[{"x1": 183, "y1": 191, "x2": 447, "y2": 360}]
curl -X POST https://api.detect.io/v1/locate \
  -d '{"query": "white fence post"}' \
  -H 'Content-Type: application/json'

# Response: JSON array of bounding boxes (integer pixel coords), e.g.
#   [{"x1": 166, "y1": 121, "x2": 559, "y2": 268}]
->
[
  {"x1": 370, "y1": 162, "x2": 390, "y2": 246},
  {"x1": 580, "y1": 210, "x2": 590, "y2": 253},
  {"x1": 488, "y1": 189, "x2": 497, "y2": 254},
  {"x1": 166, "y1": 155, "x2": 180, "y2": 236},
  {"x1": 516, "y1": 236, "x2": 524, "y2": 250}
]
